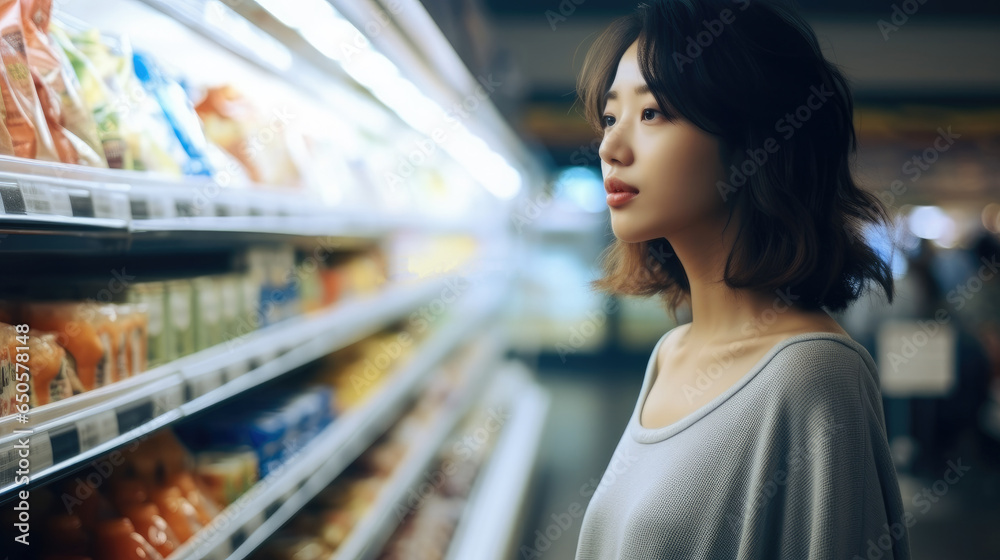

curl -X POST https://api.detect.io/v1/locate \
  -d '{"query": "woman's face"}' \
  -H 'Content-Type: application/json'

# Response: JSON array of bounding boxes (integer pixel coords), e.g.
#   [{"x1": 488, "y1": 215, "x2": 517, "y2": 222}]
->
[{"x1": 599, "y1": 41, "x2": 730, "y2": 243}]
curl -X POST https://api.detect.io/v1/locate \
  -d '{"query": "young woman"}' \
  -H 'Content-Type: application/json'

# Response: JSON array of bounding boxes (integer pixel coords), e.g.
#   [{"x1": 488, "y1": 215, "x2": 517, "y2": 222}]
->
[{"x1": 574, "y1": 1, "x2": 911, "y2": 558}]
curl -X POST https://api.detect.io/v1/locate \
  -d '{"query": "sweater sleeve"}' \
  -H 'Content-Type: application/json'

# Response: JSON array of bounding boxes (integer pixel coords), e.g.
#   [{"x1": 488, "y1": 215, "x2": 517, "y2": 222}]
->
[{"x1": 771, "y1": 350, "x2": 909, "y2": 560}]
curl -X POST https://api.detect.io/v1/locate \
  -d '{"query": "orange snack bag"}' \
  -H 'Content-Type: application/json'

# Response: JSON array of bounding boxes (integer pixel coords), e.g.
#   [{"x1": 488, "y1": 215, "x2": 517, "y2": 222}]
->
[
  {"x1": 21, "y1": 0, "x2": 106, "y2": 166},
  {"x1": 0, "y1": 0, "x2": 59, "y2": 161},
  {"x1": 21, "y1": 302, "x2": 111, "y2": 391},
  {"x1": 0, "y1": 323, "x2": 15, "y2": 418},
  {"x1": 13, "y1": 330, "x2": 83, "y2": 407}
]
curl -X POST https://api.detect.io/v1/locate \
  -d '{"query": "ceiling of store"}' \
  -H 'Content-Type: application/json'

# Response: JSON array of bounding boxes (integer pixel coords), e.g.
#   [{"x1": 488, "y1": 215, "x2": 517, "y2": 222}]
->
[{"x1": 417, "y1": 0, "x2": 1000, "y2": 204}]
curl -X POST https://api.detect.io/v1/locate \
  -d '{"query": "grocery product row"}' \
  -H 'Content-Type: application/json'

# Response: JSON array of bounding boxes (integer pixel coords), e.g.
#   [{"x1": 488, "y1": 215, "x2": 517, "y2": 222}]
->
[
  {"x1": 0, "y1": 244, "x2": 387, "y2": 421},
  {"x1": 0, "y1": 311, "x2": 514, "y2": 560},
  {"x1": 0, "y1": 250, "x2": 500, "y2": 499},
  {"x1": 1, "y1": 0, "x2": 531, "y2": 239}
]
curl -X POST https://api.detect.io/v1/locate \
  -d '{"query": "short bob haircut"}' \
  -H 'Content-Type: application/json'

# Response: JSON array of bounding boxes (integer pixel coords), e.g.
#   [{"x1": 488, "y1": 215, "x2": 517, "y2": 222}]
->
[{"x1": 579, "y1": 0, "x2": 895, "y2": 317}]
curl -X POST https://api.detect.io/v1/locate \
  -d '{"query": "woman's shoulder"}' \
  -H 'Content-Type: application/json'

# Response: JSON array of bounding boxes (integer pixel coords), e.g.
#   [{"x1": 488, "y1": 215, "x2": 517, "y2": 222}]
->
[{"x1": 767, "y1": 333, "x2": 876, "y2": 417}]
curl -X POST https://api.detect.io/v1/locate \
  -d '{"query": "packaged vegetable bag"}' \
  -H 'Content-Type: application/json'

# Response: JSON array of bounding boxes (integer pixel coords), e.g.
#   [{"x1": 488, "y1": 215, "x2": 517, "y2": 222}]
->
[
  {"x1": 0, "y1": 0, "x2": 59, "y2": 161},
  {"x1": 21, "y1": 0, "x2": 106, "y2": 166}
]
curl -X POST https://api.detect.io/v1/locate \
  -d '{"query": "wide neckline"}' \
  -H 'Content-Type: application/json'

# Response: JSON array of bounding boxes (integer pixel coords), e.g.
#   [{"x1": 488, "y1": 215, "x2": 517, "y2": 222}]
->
[{"x1": 630, "y1": 327, "x2": 867, "y2": 444}]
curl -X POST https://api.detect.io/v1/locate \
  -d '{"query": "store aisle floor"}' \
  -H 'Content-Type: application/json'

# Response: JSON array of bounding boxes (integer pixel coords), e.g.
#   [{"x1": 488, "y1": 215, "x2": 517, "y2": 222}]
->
[{"x1": 518, "y1": 355, "x2": 1000, "y2": 560}]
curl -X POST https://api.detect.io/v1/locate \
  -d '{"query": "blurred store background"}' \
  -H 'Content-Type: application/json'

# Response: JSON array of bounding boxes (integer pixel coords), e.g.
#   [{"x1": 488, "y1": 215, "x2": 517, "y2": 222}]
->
[{"x1": 0, "y1": 0, "x2": 997, "y2": 559}]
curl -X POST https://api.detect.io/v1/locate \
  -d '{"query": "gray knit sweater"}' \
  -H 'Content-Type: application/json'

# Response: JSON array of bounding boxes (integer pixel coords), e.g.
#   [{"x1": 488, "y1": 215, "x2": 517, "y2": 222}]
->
[{"x1": 575, "y1": 328, "x2": 911, "y2": 559}]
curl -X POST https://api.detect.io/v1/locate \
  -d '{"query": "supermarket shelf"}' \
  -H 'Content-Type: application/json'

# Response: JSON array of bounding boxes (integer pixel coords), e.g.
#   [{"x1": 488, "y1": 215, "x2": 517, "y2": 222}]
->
[
  {"x1": 0, "y1": 159, "x2": 490, "y2": 254},
  {"x1": 167, "y1": 288, "x2": 508, "y2": 560},
  {"x1": 0, "y1": 274, "x2": 467, "y2": 499},
  {"x1": 444, "y1": 362, "x2": 551, "y2": 560},
  {"x1": 330, "y1": 329, "x2": 505, "y2": 560}
]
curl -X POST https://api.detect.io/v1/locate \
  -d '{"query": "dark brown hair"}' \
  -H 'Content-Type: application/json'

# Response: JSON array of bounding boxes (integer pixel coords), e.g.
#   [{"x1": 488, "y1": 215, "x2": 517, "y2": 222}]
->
[{"x1": 578, "y1": 0, "x2": 895, "y2": 317}]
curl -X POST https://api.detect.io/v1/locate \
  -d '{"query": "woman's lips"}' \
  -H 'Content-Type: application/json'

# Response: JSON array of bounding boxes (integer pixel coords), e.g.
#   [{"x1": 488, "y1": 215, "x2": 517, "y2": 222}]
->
[{"x1": 607, "y1": 191, "x2": 638, "y2": 208}]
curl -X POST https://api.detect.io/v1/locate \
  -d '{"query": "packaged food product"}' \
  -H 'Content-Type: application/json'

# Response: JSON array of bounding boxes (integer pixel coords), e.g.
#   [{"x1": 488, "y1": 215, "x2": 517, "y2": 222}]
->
[
  {"x1": 193, "y1": 448, "x2": 258, "y2": 507},
  {"x1": 94, "y1": 517, "x2": 165, "y2": 560},
  {"x1": 117, "y1": 303, "x2": 148, "y2": 377},
  {"x1": 0, "y1": 0, "x2": 60, "y2": 161},
  {"x1": 0, "y1": 324, "x2": 14, "y2": 419},
  {"x1": 48, "y1": 21, "x2": 130, "y2": 169},
  {"x1": 4, "y1": 329, "x2": 83, "y2": 411},
  {"x1": 168, "y1": 471, "x2": 219, "y2": 525},
  {"x1": 108, "y1": 478, "x2": 149, "y2": 513},
  {"x1": 165, "y1": 279, "x2": 195, "y2": 360},
  {"x1": 95, "y1": 304, "x2": 123, "y2": 385},
  {"x1": 195, "y1": 85, "x2": 303, "y2": 186},
  {"x1": 320, "y1": 267, "x2": 343, "y2": 308},
  {"x1": 20, "y1": 0, "x2": 105, "y2": 166},
  {"x1": 0, "y1": 118, "x2": 13, "y2": 154},
  {"x1": 135, "y1": 429, "x2": 190, "y2": 484},
  {"x1": 58, "y1": 24, "x2": 186, "y2": 175},
  {"x1": 126, "y1": 283, "x2": 167, "y2": 368},
  {"x1": 148, "y1": 485, "x2": 202, "y2": 543},
  {"x1": 131, "y1": 51, "x2": 213, "y2": 177},
  {"x1": 120, "y1": 503, "x2": 180, "y2": 558},
  {"x1": 68, "y1": 482, "x2": 117, "y2": 532},
  {"x1": 218, "y1": 274, "x2": 240, "y2": 342},
  {"x1": 192, "y1": 275, "x2": 221, "y2": 351},
  {"x1": 20, "y1": 302, "x2": 111, "y2": 392},
  {"x1": 240, "y1": 273, "x2": 260, "y2": 336},
  {"x1": 255, "y1": 536, "x2": 333, "y2": 560}
]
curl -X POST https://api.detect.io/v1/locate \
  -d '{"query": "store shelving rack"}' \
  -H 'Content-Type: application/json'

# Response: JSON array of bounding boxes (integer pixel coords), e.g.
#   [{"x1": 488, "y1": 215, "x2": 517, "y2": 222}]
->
[
  {"x1": 0, "y1": 0, "x2": 549, "y2": 557},
  {"x1": 168, "y1": 292, "x2": 509, "y2": 560}
]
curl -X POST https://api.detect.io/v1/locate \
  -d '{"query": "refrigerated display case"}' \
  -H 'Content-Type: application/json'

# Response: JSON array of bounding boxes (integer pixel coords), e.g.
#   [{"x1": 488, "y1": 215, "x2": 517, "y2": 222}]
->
[{"x1": 0, "y1": 0, "x2": 549, "y2": 558}]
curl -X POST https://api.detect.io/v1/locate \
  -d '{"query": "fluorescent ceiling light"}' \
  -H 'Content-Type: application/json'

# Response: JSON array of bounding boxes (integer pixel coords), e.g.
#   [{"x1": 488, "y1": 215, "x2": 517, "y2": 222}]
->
[{"x1": 256, "y1": 0, "x2": 522, "y2": 200}]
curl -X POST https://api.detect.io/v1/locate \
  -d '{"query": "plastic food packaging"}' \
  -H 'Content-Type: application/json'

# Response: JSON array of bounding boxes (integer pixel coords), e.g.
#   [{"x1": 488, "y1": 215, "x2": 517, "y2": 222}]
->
[
  {"x1": 148, "y1": 485, "x2": 203, "y2": 543},
  {"x1": 48, "y1": 21, "x2": 130, "y2": 169},
  {"x1": 121, "y1": 503, "x2": 181, "y2": 558},
  {"x1": 20, "y1": 302, "x2": 111, "y2": 392},
  {"x1": 118, "y1": 303, "x2": 149, "y2": 377},
  {"x1": 193, "y1": 447, "x2": 258, "y2": 507},
  {"x1": 255, "y1": 536, "x2": 333, "y2": 560},
  {"x1": 95, "y1": 304, "x2": 122, "y2": 385},
  {"x1": 0, "y1": 323, "x2": 15, "y2": 418},
  {"x1": 94, "y1": 517, "x2": 165, "y2": 560},
  {"x1": 21, "y1": 0, "x2": 106, "y2": 166},
  {"x1": 218, "y1": 274, "x2": 241, "y2": 343},
  {"x1": 168, "y1": 471, "x2": 219, "y2": 526},
  {"x1": 192, "y1": 275, "x2": 222, "y2": 351},
  {"x1": 165, "y1": 279, "x2": 195, "y2": 360},
  {"x1": 0, "y1": 0, "x2": 60, "y2": 161},
  {"x1": 195, "y1": 85, "x2": 303, "y2": 186},
  {"x1": 126, "y1": 283, "x2": 167, "y2": 368},
  {"x1": 1, "y1": 329, "x2": 83, "y2": 411},
  {"x1": 59, "y1": 24, "x2": 186, "y2": 174},
  {"x1": 131, "y1": 51, "x2": 213, "y2": 177}
]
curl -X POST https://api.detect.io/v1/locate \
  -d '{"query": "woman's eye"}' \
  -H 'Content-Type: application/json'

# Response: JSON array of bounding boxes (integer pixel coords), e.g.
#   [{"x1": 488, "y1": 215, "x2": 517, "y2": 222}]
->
[
  {"x1": 601, "y1": 115, "x2": 616, "y2": 128},
  {"x1": 642, "y1": 109, "x2": 660, "y2": 120}
]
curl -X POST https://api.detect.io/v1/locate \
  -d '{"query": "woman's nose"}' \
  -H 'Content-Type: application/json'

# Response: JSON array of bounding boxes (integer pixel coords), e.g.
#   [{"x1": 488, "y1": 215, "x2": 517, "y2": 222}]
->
[{"x1": 599, "y1": 124, "x2": 633, "y2": 167}]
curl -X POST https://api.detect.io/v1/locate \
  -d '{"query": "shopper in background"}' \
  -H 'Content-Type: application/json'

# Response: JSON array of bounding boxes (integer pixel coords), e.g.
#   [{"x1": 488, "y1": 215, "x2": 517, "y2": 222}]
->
[{"x1": 573, "y1": 0, "x2": 909, "y2": 558}]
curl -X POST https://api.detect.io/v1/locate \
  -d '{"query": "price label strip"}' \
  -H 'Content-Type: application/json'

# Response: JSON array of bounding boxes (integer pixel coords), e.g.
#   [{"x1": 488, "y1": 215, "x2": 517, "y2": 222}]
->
[
  {"x1": 92, "y1": 189, "x2": 132, "y2": 221},
  {"x1": 76, "y1": 410, "x2": 120, "y2": 453},
  {"x1": 0, "y1": 445, "x2": 19, "y2": 487},
  {"x1": 147, "y1": 193, "x2": 177, "y2": 219},
  {"x1": 0, "y1": 181, "x2": 27, "y2": 214},
  {"x1": 188, "y1": 369, "x2": 225, "y2": 400},
  {"x1": 30, "y1": 431, "x2": 54, "y2": 474},
  {"x1": 224, "y1": 360, "x2": 251, "y2": 383},
  {"x1": 19, "y1": 181, "x2": 54, "y2": 215},
  {"x1": 152, "y1": 383, "x2": 186, "y2": 417}
]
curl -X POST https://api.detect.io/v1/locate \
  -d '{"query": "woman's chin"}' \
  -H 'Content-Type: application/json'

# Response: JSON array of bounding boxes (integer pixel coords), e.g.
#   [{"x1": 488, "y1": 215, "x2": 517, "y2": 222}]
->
[{"x1": 610, "y1": 227, "x2": 654, "y2": 244}]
